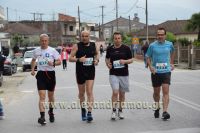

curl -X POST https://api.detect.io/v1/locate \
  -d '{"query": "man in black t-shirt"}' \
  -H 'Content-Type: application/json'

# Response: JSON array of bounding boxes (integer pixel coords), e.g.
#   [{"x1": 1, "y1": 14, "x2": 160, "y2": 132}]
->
[
  {"x1": 69, "y1": 31, "x2": 99, "y2": 122},
  {"x1": 105, "y1": 32, "x2": 133, "y2": 120}
]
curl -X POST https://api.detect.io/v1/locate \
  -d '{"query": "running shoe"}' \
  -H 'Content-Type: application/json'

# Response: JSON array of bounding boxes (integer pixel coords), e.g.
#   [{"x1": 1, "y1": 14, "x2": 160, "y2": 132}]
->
[
  {"x1": 87, "y1": 112, "x2": 93, "y2": 122},
  {"x1": 162, "y1": 111, "x2": 170, "y2": 120},
  {"x1": 48, "y1": 111, "x2": 55, "y2": 123},
  {"x1": 111, "y1": 111, "x2": 117, "y2": 120},
  {"x1": 38, "y1": 117, "x2": 46, "y2": 125},
  {"x1": 154, "y1": 108, "x2": 160, "y2": 118}
]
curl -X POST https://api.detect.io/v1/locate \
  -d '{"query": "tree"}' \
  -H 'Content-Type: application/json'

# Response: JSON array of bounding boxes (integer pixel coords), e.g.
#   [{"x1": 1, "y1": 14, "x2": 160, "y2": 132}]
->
[
  {"x1": 186, "y1": 12, "x2": 200, "y2": 41},
  {"x1": 178, "y1": 38, "x2": 190, "y2": 46},
  {"x1": 122, "y1": 33, "x2": 132, "y2": 46},
  {"x1": 166, "y1": 32, "x2": 176, "y2": 43}
]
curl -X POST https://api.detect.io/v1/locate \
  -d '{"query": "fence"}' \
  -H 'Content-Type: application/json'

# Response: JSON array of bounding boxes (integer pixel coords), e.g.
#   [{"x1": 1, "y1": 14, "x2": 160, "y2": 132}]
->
[{"x1": 174, "y1": 43, "x2": 200, "y2": 69}]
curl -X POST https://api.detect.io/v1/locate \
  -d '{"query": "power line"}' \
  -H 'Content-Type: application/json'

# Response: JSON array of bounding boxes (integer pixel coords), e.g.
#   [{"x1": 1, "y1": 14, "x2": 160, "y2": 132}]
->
[{"x1": 121, "y1": 0, "x2": 139, "y2": 14}]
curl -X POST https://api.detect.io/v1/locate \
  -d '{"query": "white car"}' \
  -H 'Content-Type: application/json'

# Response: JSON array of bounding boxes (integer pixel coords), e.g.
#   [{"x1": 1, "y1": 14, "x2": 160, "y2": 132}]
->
[{"x1": 22, "y1": 51, "x2": 37, "y2": 72}]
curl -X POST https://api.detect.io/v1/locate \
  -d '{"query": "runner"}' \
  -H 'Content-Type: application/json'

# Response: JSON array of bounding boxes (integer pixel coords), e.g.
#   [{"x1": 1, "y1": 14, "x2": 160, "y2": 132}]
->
[
  {"x1": 69, "y1": 30, "x2": 99, "y2": 122},
  {"x1": 146, "y1": 27, "x2": 175, "y2": 120},
  {"x1": 31, "y1": 34, "x2": 61, "y2": 125},
  {"x1": 105, "y1": 31, "x2": 133, "y2": 120}
]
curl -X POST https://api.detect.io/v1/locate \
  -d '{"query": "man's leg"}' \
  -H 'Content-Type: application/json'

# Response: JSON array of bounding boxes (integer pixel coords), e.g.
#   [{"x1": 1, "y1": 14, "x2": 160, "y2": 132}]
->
[
  {"x1": 161, "y1": 84, "x2": 170, "y2": 120},
  {"x1": 118, "y1": 90, "x2": 125, "y2": 119},
  {"x1": 153, "y1": 87, "x2": 161, "y2": 118},
  {"x1": 78, "y1": 83, "x2": 86, "y2": 121},
  {"x1": 48, "y1": 91, "x2": 55, "y2": 122},
  {"x1": 111, "y1": 90, "x2": 119, "y2": 120},
  {"x1": 153, "y1": 87, "x2": 161, "y2": 108},
  {"x1": 85, "y1": 80, "x2": 94, "y2": 122},
  {"x1": 38, "y1": 90, "x2": 47, "y2": 125}
]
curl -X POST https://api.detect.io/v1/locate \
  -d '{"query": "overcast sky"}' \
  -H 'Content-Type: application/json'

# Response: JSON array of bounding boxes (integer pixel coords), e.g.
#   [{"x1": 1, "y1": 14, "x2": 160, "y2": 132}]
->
[{"x1": 0, "y1": 0, "x2": 199, "y2": 25}]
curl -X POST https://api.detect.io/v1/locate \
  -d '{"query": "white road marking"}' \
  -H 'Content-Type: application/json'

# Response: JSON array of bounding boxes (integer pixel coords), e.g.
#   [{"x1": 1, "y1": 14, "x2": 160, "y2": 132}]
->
[{"x1": 132, "y1": 81, "x2": 200, "y2": 112}]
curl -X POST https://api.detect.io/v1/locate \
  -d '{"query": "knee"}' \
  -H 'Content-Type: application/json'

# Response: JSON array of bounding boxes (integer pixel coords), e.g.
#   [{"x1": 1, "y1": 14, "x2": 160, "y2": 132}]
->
[
  {"x1": 39, "y1": 96, "x2": 45, "y2": 102},
  {"x1": 86, "y1": 91, "x2": 93, "y2": 98},
  {"x1": 112, "y1": 92, "x2": 118, "y2": 98},
  {"x1": 79, "y1": 92, "x2": 85, "y2": 100},
  {"x1": 153, "y1": 90, "x2": 160, "y2": 96}
]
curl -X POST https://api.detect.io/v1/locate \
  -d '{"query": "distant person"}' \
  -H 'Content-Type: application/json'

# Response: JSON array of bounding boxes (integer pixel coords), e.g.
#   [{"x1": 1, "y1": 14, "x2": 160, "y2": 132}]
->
[
  {"x1": 31, "y1": 34, "x2": 61, "y2": 125},
  {"x1": 100, "y1": 45, "x2": 104, "y2": 56},
  {"x1": 13, "y1": 44, "x2": 19, "y2": 54},
  {"x1": 141, "y1": 41, "x2": 149, "y2": 68},
  {"x1": 61, "y1": 47, "x2": 68, "y2": 70},
  {"x1": 146, "y1": 27, "x2": 174, "y2": 120}
]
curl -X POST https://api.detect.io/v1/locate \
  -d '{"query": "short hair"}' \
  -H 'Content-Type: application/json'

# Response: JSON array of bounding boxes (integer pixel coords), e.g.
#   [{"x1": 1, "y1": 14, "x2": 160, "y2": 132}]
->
[
  {"x1": 157, "y1": 27, "x2": 166, "y2": 35},
  {"x1": 40, "y1": 33, "x2": 49, "y2": 39},
  {"x1": 113, "y1": 31, "x2": 121, "y2": 36},
  {"x1": 81, "y1": 30, "x2": 90, "y2": 35}
]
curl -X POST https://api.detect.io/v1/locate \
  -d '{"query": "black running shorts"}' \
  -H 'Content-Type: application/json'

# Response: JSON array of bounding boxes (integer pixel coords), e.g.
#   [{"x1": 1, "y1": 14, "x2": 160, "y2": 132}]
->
[
  {"x1": 36, "y1": 71, "x2": 56, "y2": 91},
  {"x1": 76, "y1": 68, "x2": 95, "y2": 84},
  {"x1": 151, "y1": 72, "x2": 171, "y2": 87}
]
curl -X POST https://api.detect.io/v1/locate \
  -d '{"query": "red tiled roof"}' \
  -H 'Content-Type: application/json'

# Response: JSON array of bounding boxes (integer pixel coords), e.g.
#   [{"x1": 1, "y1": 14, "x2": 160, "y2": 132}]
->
[
  {"x1": 0, "y1": 22, "x2": 43, "y2": 35},
  {"x1": 58, "y1": 13, "x2": 76, "y2": 22},
  {"x1": 135, "y1": 20, "x2": 198, "y2": 37}
]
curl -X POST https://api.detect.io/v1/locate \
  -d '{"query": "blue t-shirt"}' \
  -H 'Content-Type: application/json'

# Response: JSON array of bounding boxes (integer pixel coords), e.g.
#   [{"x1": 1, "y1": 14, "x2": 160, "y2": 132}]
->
[{"x1": 146, "y1": 40, "x2": 174, "y2": 73}]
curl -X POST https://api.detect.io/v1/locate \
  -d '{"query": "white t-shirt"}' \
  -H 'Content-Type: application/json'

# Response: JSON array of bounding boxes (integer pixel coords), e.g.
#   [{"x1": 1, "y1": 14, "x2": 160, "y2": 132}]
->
[
  {"x1": 33, "y1": 46, "x2": 60, "y2": 71},
  {"x1": 63, "y1": 52, "x2": 66, "y2": 59}
]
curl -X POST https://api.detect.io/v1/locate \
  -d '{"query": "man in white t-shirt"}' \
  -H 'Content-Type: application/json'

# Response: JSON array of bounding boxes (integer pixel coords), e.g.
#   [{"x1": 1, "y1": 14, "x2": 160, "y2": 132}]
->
[{"x1": 31, "y1": 34, "x2": 61, "y2": 125}]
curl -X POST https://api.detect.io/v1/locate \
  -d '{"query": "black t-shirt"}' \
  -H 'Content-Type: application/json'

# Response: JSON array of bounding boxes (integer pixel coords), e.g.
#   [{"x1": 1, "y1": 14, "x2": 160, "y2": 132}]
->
[
  {"x1": 106, "y1": 44, "x2": 132, "y2": 76},
  {"x1": 141, "y1": 44, "x2": 149, "y2": 55},
  {"x1": 76, "y1": 42, "x2": 96, "y2": 73}
]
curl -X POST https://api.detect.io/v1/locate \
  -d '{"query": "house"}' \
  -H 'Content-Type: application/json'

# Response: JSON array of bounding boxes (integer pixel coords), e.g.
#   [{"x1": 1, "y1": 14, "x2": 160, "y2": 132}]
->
[
  {"x1": 0, "y1": 13, "x2": 77, "y2": 46},
  {"x1": 135, "y1": 20, "x2": 198, "y2": 43},
  {"x1": 102, "y1": 14, "x2": 146, "y2": 42}
]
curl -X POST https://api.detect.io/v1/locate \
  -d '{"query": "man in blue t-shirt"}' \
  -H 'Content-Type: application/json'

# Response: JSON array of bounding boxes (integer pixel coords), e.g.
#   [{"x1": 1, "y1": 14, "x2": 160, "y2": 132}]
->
[{"x1": 146, "y1": 27, "x2": 175, "y2": 120}]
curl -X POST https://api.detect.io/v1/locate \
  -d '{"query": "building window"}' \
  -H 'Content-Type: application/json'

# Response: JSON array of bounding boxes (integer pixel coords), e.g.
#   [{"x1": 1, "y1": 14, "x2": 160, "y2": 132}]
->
[
  {"x1": 64, "y1": 24, "x2": 67, "y2": 35},
  {"x1": 69, "y1": 26, "x2": 73, "y2": 31},
  {"x1": 82, "y1": 27, "x2": 85, "y2": 31},
  {"x1": 90, "y1": 26, "x2": 94, "y2": 31}
]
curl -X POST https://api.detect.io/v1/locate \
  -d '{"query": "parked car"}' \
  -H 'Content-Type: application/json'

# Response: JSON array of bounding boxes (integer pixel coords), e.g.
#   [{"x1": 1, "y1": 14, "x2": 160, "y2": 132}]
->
[
  {"x1": 3, "y1": 56, "x2": 17, "y2": 75},
  {"x1": 22, "y1": 50, "x2": 36, "y2": 72}
]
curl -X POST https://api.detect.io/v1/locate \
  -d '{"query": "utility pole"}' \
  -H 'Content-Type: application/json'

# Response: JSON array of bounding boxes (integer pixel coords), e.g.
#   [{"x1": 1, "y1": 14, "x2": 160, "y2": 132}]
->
[
  {"x1": 129, "y1": 15, "x2": 131, "y2": 33},
  {"x1": 78, "y1": 6, "x2": 81, "y2": 40},
  {"x1": 99, "y1": 22, "x2": 101, "y2": 39},
  {"x1": 100, "y1": 6, "x2": 104, "y2": 40},
  {"x1": 146, "y1": 0, "x2": 148, "y2": 42},
  {"x1": 31, "y1": 13, "x2": 36, "y2": 21},
  {"x1": 116, "y1": 0, "x2": 118, "y2": 31},
  {"x1": 39, "y1": 13, "x2": 43, "y2": 21},
  {"x1": 6, "y1": 7, "x2": 9, "y2": 21}
]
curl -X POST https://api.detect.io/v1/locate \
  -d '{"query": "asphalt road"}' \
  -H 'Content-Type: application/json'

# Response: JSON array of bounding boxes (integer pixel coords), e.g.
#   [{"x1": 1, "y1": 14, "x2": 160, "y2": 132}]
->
[{"x1": 0, "y1": 54, "x2": 200, "y2": 133}]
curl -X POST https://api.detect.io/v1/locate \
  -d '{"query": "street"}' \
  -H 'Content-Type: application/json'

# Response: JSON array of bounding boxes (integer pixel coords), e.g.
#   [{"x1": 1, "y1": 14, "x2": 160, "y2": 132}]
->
[{"x1": 0, "y1": 54, "x2": 200, "y2": 133}]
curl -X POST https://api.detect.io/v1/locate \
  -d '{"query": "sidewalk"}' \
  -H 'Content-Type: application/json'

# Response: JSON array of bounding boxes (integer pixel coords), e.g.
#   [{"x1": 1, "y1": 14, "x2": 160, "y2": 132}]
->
[{"x1": 0, "y1": 69, "x2": 29, "y2": 104}]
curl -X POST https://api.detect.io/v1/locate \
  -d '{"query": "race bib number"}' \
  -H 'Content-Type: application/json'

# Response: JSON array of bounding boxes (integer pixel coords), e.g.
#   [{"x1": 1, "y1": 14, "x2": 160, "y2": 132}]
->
[
  {"x1": 38, "y1": 57, "x2": 49, "y2": 66},
  {"x1": 113, "y1": 60, "x2": 125, "y2": 69},
  {"x1": 83, "y1": 58, "x2": 93, "y2": 66},
  {"x1": 156, "y1": 63, "x2": 167, "y2": 70}
]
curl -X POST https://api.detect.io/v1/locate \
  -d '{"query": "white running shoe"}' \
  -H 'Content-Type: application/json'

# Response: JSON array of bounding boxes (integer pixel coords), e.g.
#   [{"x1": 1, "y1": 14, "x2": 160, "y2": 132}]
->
[
  {"x1": 111, "y1": 111, "x2": 117, "y2": 120},
  {"x1": 118, "y1": 111, "x2": 124, "y2": 119}
]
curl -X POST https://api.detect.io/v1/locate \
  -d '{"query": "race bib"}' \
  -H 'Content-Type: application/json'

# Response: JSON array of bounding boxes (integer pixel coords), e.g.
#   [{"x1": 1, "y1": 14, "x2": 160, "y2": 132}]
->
[
  {"x1": 113, "y1": 60, "x2": 125, "y2": 69},
  {"x1": 155, "y1": 63, "x2": 168, "y2": 70},
  {"x1": 83, "y1": 58, "x2": 93, "y2": 66},
  {"x1": 38, "y1": 57, "x2": 49, "y2": 66}
]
